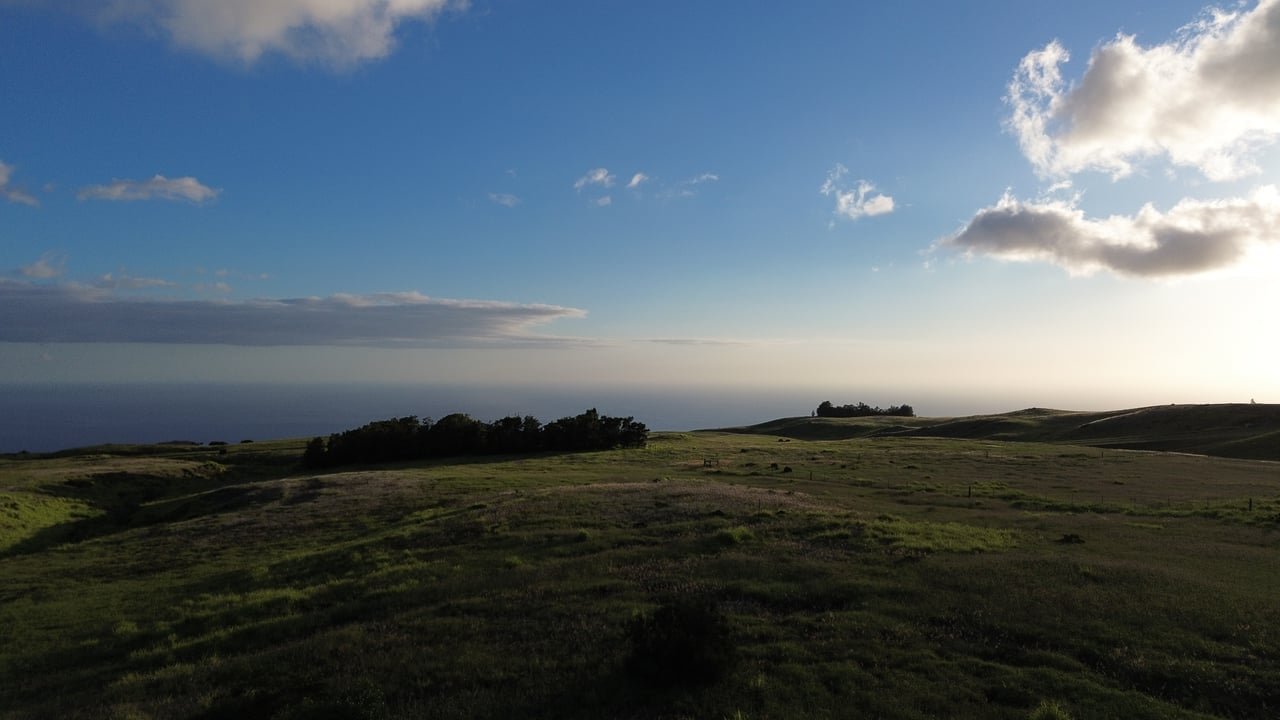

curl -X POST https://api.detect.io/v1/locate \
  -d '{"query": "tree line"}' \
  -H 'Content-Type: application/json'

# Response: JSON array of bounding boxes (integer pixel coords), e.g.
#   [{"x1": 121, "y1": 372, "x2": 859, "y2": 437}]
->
[
  {"x1": 815, "y1": 400, "x2": 915, "y2": 418},
  {"x1": 302, "y1": 408, "x2": 648, "y2": 469}
]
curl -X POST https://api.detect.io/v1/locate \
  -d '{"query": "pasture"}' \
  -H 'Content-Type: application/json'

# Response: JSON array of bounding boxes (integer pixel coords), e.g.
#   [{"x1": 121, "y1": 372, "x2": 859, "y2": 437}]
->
[{"x1": 2, "y1": 425, "x2": 1278, "y2": 718}]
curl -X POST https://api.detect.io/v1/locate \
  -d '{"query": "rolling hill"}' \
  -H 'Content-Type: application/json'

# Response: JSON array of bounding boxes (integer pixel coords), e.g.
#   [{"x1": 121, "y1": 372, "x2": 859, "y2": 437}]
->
[{"x1": 716, "y1": 403, "x2": 1280, "y2": 461}]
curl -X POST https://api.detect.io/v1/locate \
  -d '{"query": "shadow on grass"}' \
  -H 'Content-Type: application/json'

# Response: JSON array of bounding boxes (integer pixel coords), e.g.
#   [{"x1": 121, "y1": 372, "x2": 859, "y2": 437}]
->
[{"x1": 2, "y1": 482, "x2": 288, "y2": 558}]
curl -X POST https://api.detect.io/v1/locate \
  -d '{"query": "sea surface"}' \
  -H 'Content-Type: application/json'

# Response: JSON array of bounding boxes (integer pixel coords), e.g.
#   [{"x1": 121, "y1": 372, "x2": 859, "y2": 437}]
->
[{"x1": 1, "y1": 382, "x2": 845, "y2": 454}]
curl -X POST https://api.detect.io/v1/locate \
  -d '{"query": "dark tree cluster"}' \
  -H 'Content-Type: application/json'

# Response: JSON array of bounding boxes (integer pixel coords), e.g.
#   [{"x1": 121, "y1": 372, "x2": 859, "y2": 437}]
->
[
  {"x1": 815, "y1": 400, "x2": 915, "y2": 418},
  {"x1": 302, "y1": 408, "x2": 647, "y2": 469}
]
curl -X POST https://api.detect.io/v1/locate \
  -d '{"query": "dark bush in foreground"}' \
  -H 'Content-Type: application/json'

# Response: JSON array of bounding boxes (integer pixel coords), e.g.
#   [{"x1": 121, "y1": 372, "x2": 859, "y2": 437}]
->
[{"x1": 626, "y1": 598, "x2": 738, "y2": 688}]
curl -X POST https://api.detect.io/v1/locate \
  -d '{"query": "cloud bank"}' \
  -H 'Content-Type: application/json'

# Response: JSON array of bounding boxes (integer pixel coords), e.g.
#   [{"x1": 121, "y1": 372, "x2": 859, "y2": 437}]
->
[
  {"x1": 94, "y1": 273, "x2": 178, "y2": 290},
  {"x1": 78, "y1": 175, "x2": 220, "y2": 203},
  {"x1": 1008, "y1": 0, "x2": 1280, "y2": 181},
  {"x1": 93, "y1": 0, "x2": 464, "y2": 66},
  {"x1": 0, "y1": 160, "x2": 38, "y2": 206},
  {"x1": 0, "y1": 283, "x2": 587, "y2": 347},
  {"x1": 942, "y1": 185, "x2": 1280, "y2": 277},
  {"x1": 821, "y1": 164, "x2": 894, "y2": 221}
]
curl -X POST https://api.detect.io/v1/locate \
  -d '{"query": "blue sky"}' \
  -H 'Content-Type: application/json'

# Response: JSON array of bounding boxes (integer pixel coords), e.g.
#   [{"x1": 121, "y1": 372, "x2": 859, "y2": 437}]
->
[{"x1": 3, "y1": 0, "x2": 1279, "y2": 413}]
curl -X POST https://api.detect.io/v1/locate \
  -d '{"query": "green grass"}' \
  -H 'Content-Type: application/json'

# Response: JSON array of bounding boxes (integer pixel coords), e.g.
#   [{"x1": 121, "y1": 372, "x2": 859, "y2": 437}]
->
[{"x1": 2, "y1": 429, "x2": 1278, "y2": 719}]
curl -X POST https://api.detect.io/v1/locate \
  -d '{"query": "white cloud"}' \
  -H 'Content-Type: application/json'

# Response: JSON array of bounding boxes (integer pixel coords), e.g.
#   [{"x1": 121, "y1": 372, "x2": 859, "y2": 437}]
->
[
  {"x1": 194, "y1": 281, "x2": 234, "y2": 294},
  {"x1": 92, "y1": 0, "x2": 464, "y2": 66},
  {"x1": 821, "y1": 164, "x2": 895, "y2": 221},
  {"x1": 0, "y1": 282, "x2": 587, "y2": 347},
  {"x1": 20, "y1": 252, "x2": 66, "y2": 279},
  {"x1": 940, "y1": 185, "x2": 1280, "y2": 277},
  {"x1": 655, "y1": 171, "x2": 720, "y2": 200},
  {"x1": 78, "y1": 174, "x2": 220, "y2": 203},
  {"x1": 626, "y1": 172, "x2": 649, "y2": 189},
  {"x1": 1008, "y1": 0, "x2": 1280, "y2": 181},
  {"x1": 0, "y1": 160, "x2": 39, "y2": 206},
  {"x1": 488, "y1": 192, "x2": 521, "y2": 207},
  {"x1": 95, "y1": 273, "x2": 178, "y2": 290},
  {"x1": 574, "y1": 167, "x2": 615, "y2": 190},
  {"x1": 594, "y1": 195, "x2": 612, "y2": 207}
]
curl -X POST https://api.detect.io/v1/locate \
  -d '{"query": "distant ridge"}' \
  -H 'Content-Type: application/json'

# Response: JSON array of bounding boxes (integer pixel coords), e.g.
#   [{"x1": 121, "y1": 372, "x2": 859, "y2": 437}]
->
[{"x1": 713, "y1": 403, "x2": 1280, "y2": 462}]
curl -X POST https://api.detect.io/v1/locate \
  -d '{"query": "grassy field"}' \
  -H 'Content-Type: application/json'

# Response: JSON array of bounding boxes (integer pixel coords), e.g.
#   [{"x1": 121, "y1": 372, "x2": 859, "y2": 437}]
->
[{"x1": 2, "y1": 420, "x2": 1279, "y2": 718}]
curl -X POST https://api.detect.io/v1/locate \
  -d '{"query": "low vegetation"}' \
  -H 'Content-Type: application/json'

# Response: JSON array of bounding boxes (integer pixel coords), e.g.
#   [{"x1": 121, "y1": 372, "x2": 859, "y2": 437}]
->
[{"x1": 1, "y1": 405, "x2": 1278, "y2": 718}]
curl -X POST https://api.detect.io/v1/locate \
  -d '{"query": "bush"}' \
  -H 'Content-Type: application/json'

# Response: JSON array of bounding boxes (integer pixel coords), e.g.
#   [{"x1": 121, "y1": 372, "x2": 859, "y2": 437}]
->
[
  {"x1": 716, "y1": 526, "x2": 755, "y2": 545},
  {"x1": 626, "y1": 598, "x2": 738, "y2": 688},
  {"x1": 1029, "y1": 699, "x2": 1072, "y2": 720}
]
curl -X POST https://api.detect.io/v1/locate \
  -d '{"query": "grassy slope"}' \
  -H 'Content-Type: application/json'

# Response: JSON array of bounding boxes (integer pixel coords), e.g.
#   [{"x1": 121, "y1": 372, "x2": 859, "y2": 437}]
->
[
  {"x1": 1, "y1": 430, "x2": 1279, "y2": 719},
  {"x1": 722, "y1": 403, "x2": 1280, "y2": 461}
]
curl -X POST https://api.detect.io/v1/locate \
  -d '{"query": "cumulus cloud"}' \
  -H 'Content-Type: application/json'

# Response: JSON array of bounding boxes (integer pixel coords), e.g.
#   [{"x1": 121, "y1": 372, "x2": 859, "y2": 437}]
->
[
  {"x1": 90, "y1": 0, "x2": 463, "y2": 66},
  {"x1": 0, "y1": 283, "x2": 587, "y2": 347},
  {"x1": 78, "y1": 175, "x2": 220, "y2": 203},
  {"x1": 0, "y1": 160, "x2": 39, "y2": 206},
  {"x1": 574, "y1": 167, "x2": 615, "y2": 190},
  {"x1": 626, "y1": 172, "x2": 649, "y2": 189},
  {"x1": 20, "y1": 252, "x2": 66, "y2": 279},
  {"x1": 940, "y1": 185, "x2": 1280, "y2": 277},
  {"x1": 821, "y1": 164, "x2": 895, "y2": 221},
  {"x1": 1008, "y1": 0, "x2": 1280, "y2": 181},
  {"x1": 488, "y1": 192, "x2": 521, "y2": 207},
  {"x1": 594, "y1": 196, "x2": 612, "y2": 207}
]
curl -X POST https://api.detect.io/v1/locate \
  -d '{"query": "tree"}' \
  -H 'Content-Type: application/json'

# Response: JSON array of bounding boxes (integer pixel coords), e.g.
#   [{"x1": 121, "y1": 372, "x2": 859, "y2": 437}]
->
[
  {"x1": 301, "y1": 437, "x2": 327, "y2": 469},
  {"x1": 428, "y1": 413, "x2": 487, "y2": 456}
]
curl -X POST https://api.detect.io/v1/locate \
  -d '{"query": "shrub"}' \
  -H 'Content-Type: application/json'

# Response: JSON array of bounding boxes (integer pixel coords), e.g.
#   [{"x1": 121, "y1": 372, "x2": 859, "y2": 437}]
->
[
  {"x1": 716, "y1": 526, "x2": 755, "y2": 545},
  {"x1": 1029, "y1": 699, "x2": 1072, "y2": 720},
  {"x1": 626, "y1": 598, "x2": 738, "y2": 688}
]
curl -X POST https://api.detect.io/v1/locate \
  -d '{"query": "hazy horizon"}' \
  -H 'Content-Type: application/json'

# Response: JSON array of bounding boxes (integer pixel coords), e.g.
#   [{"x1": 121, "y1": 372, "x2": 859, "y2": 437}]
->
[{"x1": 0, "y1": 380, "x2": 1253, "y2": 454}]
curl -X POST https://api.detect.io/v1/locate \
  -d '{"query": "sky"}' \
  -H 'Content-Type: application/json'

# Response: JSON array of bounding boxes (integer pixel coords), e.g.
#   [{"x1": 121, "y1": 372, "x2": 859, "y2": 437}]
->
[{"x1": 3, "y1": 0, "x2": 1279, "y2": 415}]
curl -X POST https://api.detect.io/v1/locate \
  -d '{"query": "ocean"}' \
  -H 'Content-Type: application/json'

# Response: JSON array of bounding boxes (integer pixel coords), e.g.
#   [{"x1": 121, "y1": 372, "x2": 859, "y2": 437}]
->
[{"x1": 0, "y1": 382, "x2": 837, "y2": 453}]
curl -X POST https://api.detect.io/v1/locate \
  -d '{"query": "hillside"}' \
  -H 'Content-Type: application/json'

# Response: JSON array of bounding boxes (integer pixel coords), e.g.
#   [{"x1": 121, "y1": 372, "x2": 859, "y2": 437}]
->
[
  {"x1": 717, "y1": 403, "x2": 1280, "y2": 461},
  {"x1": 3, "y1": 423, "x2": 1280, "y2": 718}
]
